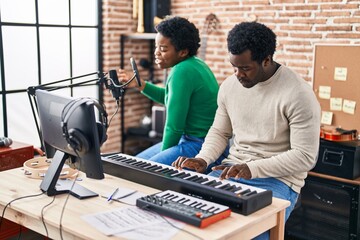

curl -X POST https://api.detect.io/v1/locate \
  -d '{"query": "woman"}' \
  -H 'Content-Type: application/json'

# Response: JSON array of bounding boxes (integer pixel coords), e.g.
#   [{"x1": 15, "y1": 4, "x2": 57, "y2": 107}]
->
[{"x1": 119, "y1": 16, "x2": 227, "y2": 166}]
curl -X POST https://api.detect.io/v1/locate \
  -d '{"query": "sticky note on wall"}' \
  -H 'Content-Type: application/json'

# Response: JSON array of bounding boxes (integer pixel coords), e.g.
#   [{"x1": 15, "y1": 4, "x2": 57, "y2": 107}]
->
[
  {"x1": 321, "y1": 111, "x2": 333, "y2": 125},
  {"x1": 334, "y1": 67, "x2": 347, "y2": 81},
  {"x1": 330, "y1": 98, "x2": 343, "y2": 111},
  {"x1": 319, "y1": 86, "x2": 331, "y2": 99},
  {"x1": 343, "y1": 99, "x2": 356, "y2": 115}
]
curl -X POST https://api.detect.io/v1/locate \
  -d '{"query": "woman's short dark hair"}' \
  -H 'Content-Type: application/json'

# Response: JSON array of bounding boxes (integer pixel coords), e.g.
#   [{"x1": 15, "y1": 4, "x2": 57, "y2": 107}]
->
[
  {"x1": 155, "y1": 16, "x2": 200, "y2": 56},
  {"x1": 227, "y1": 22, "x2": 276, "y2": 63}
]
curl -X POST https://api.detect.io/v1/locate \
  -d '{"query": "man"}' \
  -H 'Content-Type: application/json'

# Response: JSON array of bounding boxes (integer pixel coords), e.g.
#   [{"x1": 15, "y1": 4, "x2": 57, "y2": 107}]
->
[{"x1": 173, "y1": 21, "x2": 320, "y2": 239}]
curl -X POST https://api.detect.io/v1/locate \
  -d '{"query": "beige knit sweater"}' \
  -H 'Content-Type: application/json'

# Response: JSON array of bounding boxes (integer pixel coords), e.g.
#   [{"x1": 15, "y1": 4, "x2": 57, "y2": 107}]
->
[{"x1": 197, "y1": 65, "x2": 321, "y2": 193}]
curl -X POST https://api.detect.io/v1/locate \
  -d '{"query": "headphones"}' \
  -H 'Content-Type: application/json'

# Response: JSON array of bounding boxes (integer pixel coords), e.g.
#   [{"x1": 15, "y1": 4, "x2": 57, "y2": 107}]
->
[{"x1": 61, "y1": 97, "x2": 108, "y2": 155}]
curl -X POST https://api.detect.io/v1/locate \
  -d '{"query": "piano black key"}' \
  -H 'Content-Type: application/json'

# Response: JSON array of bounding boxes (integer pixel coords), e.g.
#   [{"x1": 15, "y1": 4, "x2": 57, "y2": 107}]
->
[
  {"x1": 171, "y1": 172, "x2": 189, "y2": 178},
  {"x1": 176, "y1": 197, "x2": 185, "y2": 202},
  {"x1": 112, "y1": 156, "x2": 127, "y2": 161},
  {"x1": 193, "y1": 177, "x2": 208, "y2": 184},
  {"x1": 217, "y1": 183, "x2": 232, "y2": 190},
  {"x1": 147, "y1": 165, "x2": 162, "y2": 171},
  {"x1": 244, "y1": 191, "x2": 257, "y2": 197},
  {"x1": 193, "y1": 202, "x2": 203, "y2": 208},
  {"x1": 165, "y1": 169, "x2": 178, "y2": 175},
  {"x1": 184, "y1": 175, "x2": 199, "y2": 181},
  {"x1": 231, "y1": 186, "x2": 243, "y2": 192},
  {"x1": 182, "y1": 199, "x2": 190, "y2": 204},
  {"x1": 171, "y1": 171, "x2": 186, "y2": 177},
  {"x1": 211, "y1": 208, "x2": 221, "y2": 214},
  {"x1": 164, "y1": 194, "x2": 174, "y2": 199},
  {"x1": 169, "y1": 195, "x2": 179, "y2": 201},
  {"x1": 139, "y1": 163, "x2": 152, "y2": 168},
  {"x1": 207, "y1": 206, "x2": 215, "y2": 212},
  {"x1": 158, "y1": 168, "x2": 173, "y2": 174},
  {"x1": 188, "y1": 176, "x2": 203, "y2": 182},
  {"x1": 161, "y1": 192, "x2": 170, "y2": 198},
  {"x1": 135, "y1": 162, "x2": 150, "y2": 167},
  {"x1": 156, "y1": 167, "x2": 168, "y2": 173},
  {"x1": 201, "y1": 179, "x2": 216, "y2": 186},
  {"x1": 223, "y1": 185, "x2": 237, "y2": 191},
  {"x1": 131, "y1": 161, "x2": 145, "y2": 166},
  {"x1": 237, "y1": 189, "x2": 251, "y2": 195},
  {"x1": 206, "y1": 180, "x2": 223, "y2": 187},
  {"x1": 122, "y1": 159, "x2": 137, "y2": 164}
]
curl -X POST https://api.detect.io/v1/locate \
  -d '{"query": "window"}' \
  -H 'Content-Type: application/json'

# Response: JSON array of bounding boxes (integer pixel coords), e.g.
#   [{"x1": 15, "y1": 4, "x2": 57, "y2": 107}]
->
[{"x1": 0, "y1": 0, "x2": 102, "y2": 147}]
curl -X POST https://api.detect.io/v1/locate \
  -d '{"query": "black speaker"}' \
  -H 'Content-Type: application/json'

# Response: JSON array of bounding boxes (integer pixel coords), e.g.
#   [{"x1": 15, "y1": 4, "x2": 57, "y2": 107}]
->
[
  {"x1": 285, "y1": 176, "x2": 360, "y2": 240},
  {"x1": 143, "y1": 0, "x2": 170, "y2": 33}
]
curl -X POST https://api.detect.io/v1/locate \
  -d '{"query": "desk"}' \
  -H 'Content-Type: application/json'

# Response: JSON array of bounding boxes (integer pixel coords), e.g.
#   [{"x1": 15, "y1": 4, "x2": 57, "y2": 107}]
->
[{"x1": 0, "y1": 167, "x2": 289, "y2": 240}]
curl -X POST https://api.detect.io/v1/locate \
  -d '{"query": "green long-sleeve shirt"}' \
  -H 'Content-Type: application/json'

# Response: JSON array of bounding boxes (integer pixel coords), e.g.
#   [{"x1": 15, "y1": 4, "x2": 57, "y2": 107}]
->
[{"x1": 142, "y1": 56, "x2": 219, "y2": 150}]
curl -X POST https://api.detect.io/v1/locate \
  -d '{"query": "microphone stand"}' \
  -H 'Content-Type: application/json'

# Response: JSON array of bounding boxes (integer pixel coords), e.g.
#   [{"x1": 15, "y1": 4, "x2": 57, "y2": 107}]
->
[{"x1": 27, "y1": 71, "x2": 137, "y2": 152}]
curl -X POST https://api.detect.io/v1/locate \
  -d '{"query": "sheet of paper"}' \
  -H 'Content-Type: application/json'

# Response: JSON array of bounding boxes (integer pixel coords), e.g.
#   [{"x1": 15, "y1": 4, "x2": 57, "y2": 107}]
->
[
  {"x1": 343, "y1": 99, "x2": 356, "y2": 115},
  {"x1": 116, "y1": 218, "x2": 184, "y2": 240},
  {"x1": 82, "y1": 206, "x2": 184, "y2": 238},
  {"x1": 82, "y1": 206, "x2": 165, "y2": 236},
  {"x1": 318, "y1": 86, "x2": 331, "y2": 99},
  {"x1": 321, "y1": 111, "x2": 333, "y2": 125}
]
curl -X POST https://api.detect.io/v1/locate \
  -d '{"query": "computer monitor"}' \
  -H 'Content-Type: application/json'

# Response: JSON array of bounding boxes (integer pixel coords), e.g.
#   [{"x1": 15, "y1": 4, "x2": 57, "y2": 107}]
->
[{"x1": 36, "y1": 89, "x2": 105, "y2": 199}]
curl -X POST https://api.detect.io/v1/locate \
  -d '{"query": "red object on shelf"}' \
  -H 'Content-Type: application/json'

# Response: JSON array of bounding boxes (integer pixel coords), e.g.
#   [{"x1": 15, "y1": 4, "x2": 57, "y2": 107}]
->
[{"x1": 0, "y1": 141, "x2": 34, "y2": 239}]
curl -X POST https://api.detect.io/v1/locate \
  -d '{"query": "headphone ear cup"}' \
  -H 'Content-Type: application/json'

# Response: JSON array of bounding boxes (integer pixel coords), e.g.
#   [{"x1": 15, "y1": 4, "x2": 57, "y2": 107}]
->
[
  {"x1": 96, "y1": 122, "x2": 107, "y2": 146},
  {"x1": 68, "y1": 128, "x2": 90, "y2": 154}
]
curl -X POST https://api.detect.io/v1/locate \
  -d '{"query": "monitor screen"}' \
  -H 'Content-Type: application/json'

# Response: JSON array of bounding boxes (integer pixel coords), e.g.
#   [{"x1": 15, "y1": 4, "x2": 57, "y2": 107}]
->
[{"x1": 36, "y1": 89, "x2": 104, "y2": 197}]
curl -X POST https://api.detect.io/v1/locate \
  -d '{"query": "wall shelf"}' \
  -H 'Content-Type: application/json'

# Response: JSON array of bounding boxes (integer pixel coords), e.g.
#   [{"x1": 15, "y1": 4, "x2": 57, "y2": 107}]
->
[{"x1": 119, "y1": 33, "x2": 158, "y2": 154}]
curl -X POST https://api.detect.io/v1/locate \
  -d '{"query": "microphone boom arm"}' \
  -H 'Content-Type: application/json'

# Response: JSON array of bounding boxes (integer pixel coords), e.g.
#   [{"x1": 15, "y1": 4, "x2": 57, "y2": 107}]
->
[{"x1": 27, "y1": 71, "x2": 107, "y2": 152}]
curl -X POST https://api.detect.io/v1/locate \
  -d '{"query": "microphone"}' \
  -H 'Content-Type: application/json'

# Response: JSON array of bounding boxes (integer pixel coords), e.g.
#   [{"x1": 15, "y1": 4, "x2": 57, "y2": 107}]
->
[
  {"x1": 0, "y1": 137, "x2": 13, "y2": 147},
  {"x1": 130, "y1": 57, "x2": 142, "y2": 87},
  {"x1": 108, "y1": 69, "x2": 122, "y2": 100},
  {"x1": 106, "y1": 58, "x2": 141, "y2": 100}
]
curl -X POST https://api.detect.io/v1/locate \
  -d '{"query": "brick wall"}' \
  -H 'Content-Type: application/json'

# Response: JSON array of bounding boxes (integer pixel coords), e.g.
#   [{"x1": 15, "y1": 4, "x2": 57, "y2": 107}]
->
[{"x1": 101, "y1": 0, "x2": 360, "y2": 154}]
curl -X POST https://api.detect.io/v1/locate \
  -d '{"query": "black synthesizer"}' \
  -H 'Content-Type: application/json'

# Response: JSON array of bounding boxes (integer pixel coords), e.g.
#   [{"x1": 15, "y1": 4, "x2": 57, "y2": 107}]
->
[
  {"x1": 137, "y1": 190, "x2": 231, "y2": 228},
  {"x1": 101, "y1": 153, "x2": 272, "y2": 215}
]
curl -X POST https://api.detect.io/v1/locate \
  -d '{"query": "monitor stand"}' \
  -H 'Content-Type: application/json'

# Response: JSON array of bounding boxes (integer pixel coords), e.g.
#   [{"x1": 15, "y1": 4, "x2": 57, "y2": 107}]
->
[{"x1": 40, "y1": 150, "x2": 98, "y2": 199}]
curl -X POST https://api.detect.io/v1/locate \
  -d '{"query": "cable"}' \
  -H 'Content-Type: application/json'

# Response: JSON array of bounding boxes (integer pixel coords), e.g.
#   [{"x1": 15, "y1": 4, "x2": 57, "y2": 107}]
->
[
  {"x1": 140, "y1": 205, "x2": 204, "y2": 240},
  {"x1": 16, "y1": 225, "x2": 22, "y2": 240},
  {"x1": 59, "y1": 165, "x2": 80, "y2": 240},
  {"x1": 0, "y1": 192, "x2": 45, "y2": 231},
  {"x1": 40, "y1": 195, "x2": 56, "y2": 238},
  {"x1": 107, "y1": 99, "x2": 120, "y2": 127}
]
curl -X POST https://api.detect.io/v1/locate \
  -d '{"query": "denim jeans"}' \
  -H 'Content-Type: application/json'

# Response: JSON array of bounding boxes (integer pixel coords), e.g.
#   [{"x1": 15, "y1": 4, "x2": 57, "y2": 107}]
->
[
  {"x1": 208, "y1": 170, "x2": 299, "y2": 240},
  {"x1": 136, "y1": 135, "x2": 229, "y2": 171}
]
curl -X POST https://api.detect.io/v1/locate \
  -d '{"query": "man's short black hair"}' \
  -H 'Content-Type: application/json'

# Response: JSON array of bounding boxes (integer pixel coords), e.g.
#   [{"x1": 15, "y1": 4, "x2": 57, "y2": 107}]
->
[
  {"x1": 155, "y1": 16, "x2": 200, "y2": 57},
  {"x1": 227, "y1": 22, "x2": 277, "y2": 63}
]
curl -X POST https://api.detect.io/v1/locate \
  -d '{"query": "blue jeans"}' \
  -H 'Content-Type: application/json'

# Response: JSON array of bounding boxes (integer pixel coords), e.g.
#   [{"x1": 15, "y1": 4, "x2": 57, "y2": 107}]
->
[
  {"x1": 136, "y1": 135, "x2": 229, "y2": 171},
  {"x1": 208, "y1": 170, "x2": 299, "y2": 240}
]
